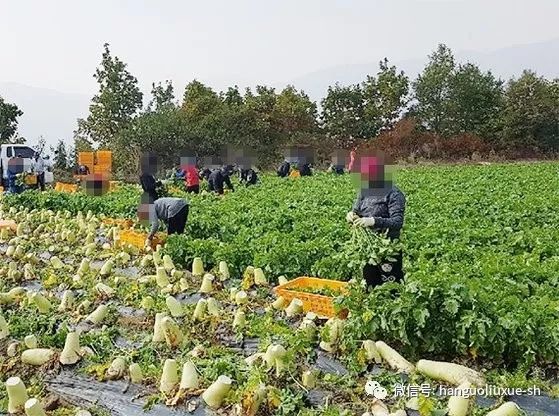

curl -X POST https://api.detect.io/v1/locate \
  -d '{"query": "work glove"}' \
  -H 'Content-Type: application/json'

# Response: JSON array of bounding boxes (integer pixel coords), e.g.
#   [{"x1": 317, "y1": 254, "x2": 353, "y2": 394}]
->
[
  {"x1": 354, "y1": 217, "x2": 376, "y2": 228},
  {"x1": 346, "y1": 211, "x2": 358, "y2": 223}
]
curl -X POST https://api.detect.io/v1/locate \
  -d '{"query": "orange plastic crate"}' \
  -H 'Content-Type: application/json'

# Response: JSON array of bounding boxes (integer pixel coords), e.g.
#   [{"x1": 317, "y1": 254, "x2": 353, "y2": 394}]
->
[
  {"x1": 55, "y1": 182, "x2": 78, "y2": 193},
  {"x1": 274, "y1": 277, "x2": 349, "y2": 318},
  {"x1": 120, "y1": 229, "x2": 165, "y2": 250}
]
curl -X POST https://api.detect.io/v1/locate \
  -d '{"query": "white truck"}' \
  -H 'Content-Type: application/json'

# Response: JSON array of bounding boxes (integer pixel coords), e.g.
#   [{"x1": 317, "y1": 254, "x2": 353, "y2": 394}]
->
[{"x1": 0, "y1": 144, "x2": 54, "y2": 188}]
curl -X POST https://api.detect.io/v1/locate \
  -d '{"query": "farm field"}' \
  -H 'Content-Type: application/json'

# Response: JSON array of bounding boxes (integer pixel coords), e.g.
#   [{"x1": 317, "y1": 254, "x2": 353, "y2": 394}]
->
[{"x1": 1, "y1": 162, "x2": 559, "y2": 415}]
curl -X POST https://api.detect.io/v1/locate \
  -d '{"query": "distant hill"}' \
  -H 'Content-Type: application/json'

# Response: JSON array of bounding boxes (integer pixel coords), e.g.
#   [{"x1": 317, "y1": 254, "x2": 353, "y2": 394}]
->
[
  {"x1": 0, "y1": 82, "x2": 90, "y2": 147},
  {"x1": 288, "y1": 38, "x2": 559, "y2": 101},
  {"x1": 1, "y1": 38, "x2": 559, "y2": 146}
]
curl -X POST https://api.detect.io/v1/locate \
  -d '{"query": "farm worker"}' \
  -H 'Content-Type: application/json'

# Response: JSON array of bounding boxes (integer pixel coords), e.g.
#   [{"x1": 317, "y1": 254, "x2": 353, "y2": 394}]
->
[
  {"x1": 33, "y1": 152, "x2": 46, "y2": 191},
  {"x1": 239, "y1": 167, "x2": 258, "y2": 186},
  {"x1": 77, "y1": 164, "x2": 90, "y2": 175},
  {"x1": 208, "y1": 166, "x2": 234, "y2": 195},
  {"x1": 7, "y1": 155, "x2": 24, "y2": 194},
  {"x1": 277, "y1": 160, "x2": 291, "y2": 177},
  {"x1": 346, "y1": 152, "x2": 406, "y2": 289},
  {"x1": 328, "y1": 150, "x2": 348, "y2": 175},
  {"x1": 139, "y1": 152, "x2": 161, "y2": 203},
  {"x1": 180, "y1": 156, "x2": 200, "y2": 194},
  {"x1": 139, "y1": 197, "x2": 190, "y2": 246}
]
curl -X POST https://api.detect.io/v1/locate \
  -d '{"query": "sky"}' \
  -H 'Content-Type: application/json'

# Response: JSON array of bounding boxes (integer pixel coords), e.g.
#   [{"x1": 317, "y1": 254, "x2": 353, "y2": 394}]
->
[{"x1": 2, "y1": 0, "x2": 559, "y2": 96}]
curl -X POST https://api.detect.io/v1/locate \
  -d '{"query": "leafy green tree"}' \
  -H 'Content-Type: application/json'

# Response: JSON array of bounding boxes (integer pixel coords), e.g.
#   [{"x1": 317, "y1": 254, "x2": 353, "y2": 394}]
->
[
  {"x1": 149, "y1": 80, "x2": 175, "y2": 111},
  {"x1": 274, "y1": 85, "x2": 318, "y2": 144},
  {"x1": 77, "y1": 43, "x2": 143, "y2": 147},
  {"x1": 447, "y1": 63, "x2": 504, "y2": 138},
  {"x1": 412, "y1": 44, "x2": 455, "y2": 135},
  {"x1": 362, "y1": 58, "x2": 409, "y2": 136},
  {"x1": 52, "y1": 140, "x2": 69, "y2": 170},
  {"x1": 320, "y1": 83, "x2": 365, "y2": 149},
  {"x1": 0, "y1": 96, "x2": 24, "y2": 144},
  {"x1": 500, "y1": 71, "x2": 559, "y2": 150}
]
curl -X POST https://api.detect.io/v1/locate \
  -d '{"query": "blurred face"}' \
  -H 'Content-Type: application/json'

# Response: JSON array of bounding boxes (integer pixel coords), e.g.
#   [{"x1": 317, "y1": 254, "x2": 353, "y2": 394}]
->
[
  {"x1": 180, "y1": 156, "x2": 197, "y2": 170},
  {"x1": 83, "y1": 174, "x2": 110, "y2": 196},
  {"x1": 137, "y1": 201, "x2": 156, "y2": 227},
  {"x1": 351, "y1": 152, "x2": 395, "y2": 196}
]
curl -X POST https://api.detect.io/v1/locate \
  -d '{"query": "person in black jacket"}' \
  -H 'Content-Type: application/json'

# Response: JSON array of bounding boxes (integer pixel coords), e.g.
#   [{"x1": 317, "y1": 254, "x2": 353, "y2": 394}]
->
[
  {"x1": 139, "y1": 153, "x2": 160, "y2": 203},
  {"x1": 208, "y1": 166, "x2": 234, "y2": 195},
  {"x1": 239, "y1": 167, "x2": 258, "y2": 186},
  {"x1": 346, "y1": 153, "x2": 406, "y2": 289},
  {"x1": 277, "y1": 160, "x2": 290, "y2": 177}
]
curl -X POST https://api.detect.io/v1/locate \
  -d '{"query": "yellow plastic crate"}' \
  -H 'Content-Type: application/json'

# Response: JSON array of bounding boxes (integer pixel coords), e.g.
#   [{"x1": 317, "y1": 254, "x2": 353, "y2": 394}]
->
[
  {"x1": 120, "y1": 229, "x2": 165, "y2": 250},
  {"x1": 54, "y1": 182, "x2": 78, "y2": 193},
  {"x1": 274, "y1": 277, "x2": 349, "y2": 318},
  {"x1": 101, "y1": 218, "x2": 133, "y2": 229},
  {"x1": 25, "y1": 174, "x2": 37, "y2": 185}
]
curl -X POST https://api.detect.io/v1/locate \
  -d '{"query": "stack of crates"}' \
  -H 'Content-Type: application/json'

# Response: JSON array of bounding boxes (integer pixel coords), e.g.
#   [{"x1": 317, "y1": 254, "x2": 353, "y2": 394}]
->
[
  {"x1": 78, "y1": 152, "x2": 95, "y2": 174},
  {"x1": 94, "y1": 151, "x2": 112, "y2": 175}
]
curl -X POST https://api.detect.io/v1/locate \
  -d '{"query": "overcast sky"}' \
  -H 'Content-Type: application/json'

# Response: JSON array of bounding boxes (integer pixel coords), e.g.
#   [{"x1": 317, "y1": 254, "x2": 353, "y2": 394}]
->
[{"x1": 2, "y1": 0, "x2": 559, "y2": 96}]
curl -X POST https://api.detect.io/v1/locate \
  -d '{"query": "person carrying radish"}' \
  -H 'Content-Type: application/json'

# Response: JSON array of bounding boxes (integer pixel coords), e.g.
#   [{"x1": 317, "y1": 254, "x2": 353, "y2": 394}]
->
[
  {"x1": 139, "y1": 197, "x2": 190, "y2": 246},
  {"x1": 346, "y1": 151, "x2": 406, "y2": 288}
]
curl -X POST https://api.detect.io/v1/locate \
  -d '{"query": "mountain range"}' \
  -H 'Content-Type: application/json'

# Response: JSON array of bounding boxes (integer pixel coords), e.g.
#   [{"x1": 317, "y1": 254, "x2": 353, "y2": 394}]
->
[{"x1": 1, "y1": 38, "x2": 558, "y2": 148}]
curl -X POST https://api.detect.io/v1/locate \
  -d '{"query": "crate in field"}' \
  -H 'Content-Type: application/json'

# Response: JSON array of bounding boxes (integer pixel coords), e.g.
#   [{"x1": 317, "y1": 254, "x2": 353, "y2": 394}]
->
[
  {"x1": 120, "y1": 229, "x2": 165, "y2": 250},
  {"x1": 274, "y1": 276, "x2": 349, "y2": 318},
  {"x1": 54, "y1": 182, "x2": 78, "y2": 193},
  {"x1": 101, "y1": 218, "x2": 133, "y2": 229}
]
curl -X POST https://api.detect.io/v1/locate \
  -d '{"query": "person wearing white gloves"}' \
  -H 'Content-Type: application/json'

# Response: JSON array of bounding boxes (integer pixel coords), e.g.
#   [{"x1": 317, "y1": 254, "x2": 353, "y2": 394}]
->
[{"x1": 346, "y1": 153, "x2": 406, "y2": 288}]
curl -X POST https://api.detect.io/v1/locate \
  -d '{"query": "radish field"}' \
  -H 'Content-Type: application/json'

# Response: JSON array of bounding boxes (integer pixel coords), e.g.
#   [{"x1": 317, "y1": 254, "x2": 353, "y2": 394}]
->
[{"x1": 1, "y1": 162, "x2": 558, "y2": 415}]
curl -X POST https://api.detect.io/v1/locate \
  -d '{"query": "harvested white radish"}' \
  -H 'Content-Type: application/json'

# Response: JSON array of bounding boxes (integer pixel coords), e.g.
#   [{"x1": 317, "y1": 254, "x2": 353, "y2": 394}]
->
[
  {"x1": 21, "y1": 348, "x2": 55, "y2": 366},
  {"x1": 447, "y1": 381, "x2": 472, "y2": 416},
  {"x1": 362, "y1": 340, "x2": 382, "y2": 364},
  {"x1": 285, "y1": 298, "x2": 303, "y2": 317},
  {"x1": 192, "y1": 257, "x2": 204, "y2": 276},
  {"x1": 165, "y1": 296, "x2": 185, "y2": 317},
  {"x1": 218, "y1": 261, "x2": 230, "y2": 281},
  {"x1": 60, "y1": 332, "x2": 81, "y2": 365},
  {"x1": 486, "y1": 402, "x2": 521, "y2": 416},
  {"x1": 106, "y1": 357, "x2": 127, "y2": 380},
  {"x1": 161, "y1": 316, "x2": 183, "y2": 348},
  {"x1": 375, "y1": 341, "x2": 415, "y2": 374},
  {"x1": 416, "y1": 359, "x2": 484, "y2": 386},
  {"x1": 254, "y1": 268, "x2": 267, "y2": 285},
  {"x1": 86, "y1": 304, "x2": 109, "y2": 325},
  {"x1": 160, "y1": 359, "x2": 179, "y2": 395},
  {"x1": 24, "y1": 397, "x2": 47, "y2": 416},
  {"x1": 152, "y1": 313, "x2": 168, "y2": 343},
  {"x1": 6, "y1": 376, "x2": 29, "y2": 414},
  {"x1": 129, "y1": 363, "x2": 143, "y2": 383},
  {"x1": 180, "y1": 360, "x2": 200, "y2": 390},
  {"x1": 199, "y1": 274, "x2": 215, "y2": 293},
  {"x1": 202, "y1": 375, "x2": 232, "y2": 409},
  {"x1": 24, "y1": 335, "x2": 37, "y2": 349}
]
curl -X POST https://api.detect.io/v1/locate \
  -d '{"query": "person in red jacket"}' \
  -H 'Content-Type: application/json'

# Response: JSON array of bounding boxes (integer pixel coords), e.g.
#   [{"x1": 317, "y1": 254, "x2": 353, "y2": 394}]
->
[{"x1": 181, "y1": 156, "x2": 200, "y2": 194}]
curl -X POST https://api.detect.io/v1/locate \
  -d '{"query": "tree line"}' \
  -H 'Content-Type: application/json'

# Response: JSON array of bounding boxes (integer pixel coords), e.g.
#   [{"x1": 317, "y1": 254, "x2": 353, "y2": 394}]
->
[{"x1": 1, "y1": 43, "x2": 558, "y2": 173}]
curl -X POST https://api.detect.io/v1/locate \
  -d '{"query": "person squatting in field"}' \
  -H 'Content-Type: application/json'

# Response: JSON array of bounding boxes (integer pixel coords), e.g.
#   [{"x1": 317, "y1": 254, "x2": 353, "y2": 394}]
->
[{"x1": 346, "y1": 151, "x2": 406, "y2": 288}]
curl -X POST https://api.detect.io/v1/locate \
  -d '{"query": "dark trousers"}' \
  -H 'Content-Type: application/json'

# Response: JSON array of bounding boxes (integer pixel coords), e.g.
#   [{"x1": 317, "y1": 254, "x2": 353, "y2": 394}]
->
[
  {"x1": 363, "y1": 252, "x2": 404, "y2": 289},
  {"x1": 37, "y1": 172, "x2": 45, "y2": 191},
  {"x1": 186, "y1": 184, "x2": 200, "y2": 194},
  {"x1": 167, "y1": 205, "x2": 189, "y2": 235}
]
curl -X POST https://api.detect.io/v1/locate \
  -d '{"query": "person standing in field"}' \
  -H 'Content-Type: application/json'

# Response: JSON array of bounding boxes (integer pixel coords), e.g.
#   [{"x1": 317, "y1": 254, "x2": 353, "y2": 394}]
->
[
  {"x1": 33, "y1": 152, "x2": 46, "y2": 191},
  {"x1": 139, "y1": 153, "x2": 161, "y2": 203},
  {"x1": 346, "y1": 152, "x2": 405, "y2": 288},
  {"x1": 181, "y1": 157, "x2": 200, "y2": 194}
]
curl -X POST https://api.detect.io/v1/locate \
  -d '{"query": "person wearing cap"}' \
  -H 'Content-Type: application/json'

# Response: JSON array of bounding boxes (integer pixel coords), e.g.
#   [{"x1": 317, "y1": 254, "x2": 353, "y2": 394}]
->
[
  {"x1": 346, "y1": 154, "x2": 406, "y2": 289},
  {"x1": 139, "y1": 197, "x2": 190, "y2": 246}
]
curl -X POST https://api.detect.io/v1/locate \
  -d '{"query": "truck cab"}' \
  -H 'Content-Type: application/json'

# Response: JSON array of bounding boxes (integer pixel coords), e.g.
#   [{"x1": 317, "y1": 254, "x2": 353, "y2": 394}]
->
[{"x1": 0, "y1": 144, "x2": 54, "y2": 187}]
